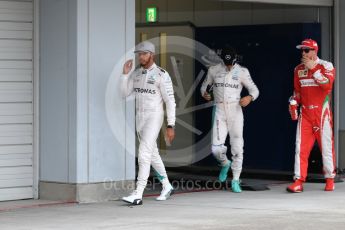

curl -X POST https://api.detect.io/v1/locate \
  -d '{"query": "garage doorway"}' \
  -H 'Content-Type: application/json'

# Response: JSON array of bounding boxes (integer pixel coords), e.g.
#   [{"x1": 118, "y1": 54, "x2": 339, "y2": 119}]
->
[{"x1": 0, "y1": 0, "x2": 38, "y2": 201}]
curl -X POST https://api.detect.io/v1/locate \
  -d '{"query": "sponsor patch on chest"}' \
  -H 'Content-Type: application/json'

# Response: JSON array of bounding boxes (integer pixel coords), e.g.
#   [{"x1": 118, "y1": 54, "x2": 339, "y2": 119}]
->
[
  {"x1": 300, "y1": 79, "x2": 318, "y2": 87},
  {"x1": 232, "y1": 75, "x2": 239, "y2": 80},
  {"x1": 298, "y1": 69, "x2": 308, "y2": 78},
  {"x1": 134, "y1": 88, "x2": 156, "y2": 94},
  {"x1": 230, "y1": 70, "x2": 240, "y2": 80},
  {"x1": 214, "y1": 83, "x2": 239, "y2": 89},
  {"x1": 215, "y1": 72, "x2": 227, "y2": 78},
  {"x1": 147, "y1": 75, "x2": 156, "y2": 84}
]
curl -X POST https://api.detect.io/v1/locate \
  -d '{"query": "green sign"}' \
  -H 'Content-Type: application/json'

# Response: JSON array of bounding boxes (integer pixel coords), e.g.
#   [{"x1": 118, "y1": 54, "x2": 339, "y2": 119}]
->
[{"x1": 146, "y1": 7, "x2": 157, "y2": 22}]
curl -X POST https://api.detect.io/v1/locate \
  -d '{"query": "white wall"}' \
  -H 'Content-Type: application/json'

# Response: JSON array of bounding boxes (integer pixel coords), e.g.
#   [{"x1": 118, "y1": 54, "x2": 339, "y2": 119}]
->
[
  {"x1": 40, "y1": 0, "x2": 135, "y2": 184},
  {"x1": 40, "y1": 0, "x2": 77, "y2": 182},
  {"x1": 87, "y1": 0, "x2": 135, "y2": 183}
]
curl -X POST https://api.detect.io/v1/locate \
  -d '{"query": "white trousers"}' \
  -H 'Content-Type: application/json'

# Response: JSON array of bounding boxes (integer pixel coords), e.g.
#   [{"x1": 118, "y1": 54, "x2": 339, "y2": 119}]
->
[
  {"x1": 211, "y1": 103, "x2": 244, "y2": 180},
  {"x1": 136, "y1": 111, "x2": 169, "y2": 195}
]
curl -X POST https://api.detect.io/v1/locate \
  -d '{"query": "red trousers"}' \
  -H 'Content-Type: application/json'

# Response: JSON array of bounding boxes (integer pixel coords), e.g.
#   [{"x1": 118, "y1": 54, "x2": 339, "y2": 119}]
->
[{"x1": 294, "y1": 105, "x2": 336, "y2": 181}]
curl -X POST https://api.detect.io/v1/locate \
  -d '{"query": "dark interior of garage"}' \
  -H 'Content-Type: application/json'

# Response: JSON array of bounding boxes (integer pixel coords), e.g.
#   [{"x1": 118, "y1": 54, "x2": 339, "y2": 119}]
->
[{"x1": 134, "y1": 0, "x2": 343, "y2": 191}]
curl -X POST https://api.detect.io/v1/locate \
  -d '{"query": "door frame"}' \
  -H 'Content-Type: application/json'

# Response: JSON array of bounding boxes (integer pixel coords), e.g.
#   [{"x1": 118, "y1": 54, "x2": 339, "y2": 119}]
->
[
  {"x1": 33, "y1": 0, "x2": 40, "y2": 199},
  {"x1": 333, "y1": 0, "x2": 340, "y2": 168}
]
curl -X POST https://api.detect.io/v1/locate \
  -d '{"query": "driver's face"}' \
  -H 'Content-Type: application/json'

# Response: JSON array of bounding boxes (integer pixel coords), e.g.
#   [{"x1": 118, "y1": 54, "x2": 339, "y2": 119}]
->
[
  {"x1": 301, "y1": 48, "x2": 316, "y2": 60},
  {"x1": 138, "y1": 52, "x2": 153, "y2": 66}
]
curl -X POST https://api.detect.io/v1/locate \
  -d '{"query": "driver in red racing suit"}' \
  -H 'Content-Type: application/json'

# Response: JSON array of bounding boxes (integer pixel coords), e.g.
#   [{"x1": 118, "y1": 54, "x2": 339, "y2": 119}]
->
[{"x1": 287, "y1": 39, "x2": 336, "y2": 193}]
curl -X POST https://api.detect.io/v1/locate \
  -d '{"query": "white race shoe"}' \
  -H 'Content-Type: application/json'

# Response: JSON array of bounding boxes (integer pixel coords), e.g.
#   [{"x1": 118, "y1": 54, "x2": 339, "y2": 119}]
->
[
  {"x1": 156, "y1": 183, "x2": 174, "y2": 201},
  {"x1": 122, "y1": 191, "x2": 143, "y2": 205}
]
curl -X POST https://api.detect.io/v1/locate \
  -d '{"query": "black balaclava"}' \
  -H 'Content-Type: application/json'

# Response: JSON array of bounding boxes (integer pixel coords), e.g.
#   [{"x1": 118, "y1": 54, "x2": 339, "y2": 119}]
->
[{"x1": 220, "y1": 47, "x2": 237, "y2": 66}]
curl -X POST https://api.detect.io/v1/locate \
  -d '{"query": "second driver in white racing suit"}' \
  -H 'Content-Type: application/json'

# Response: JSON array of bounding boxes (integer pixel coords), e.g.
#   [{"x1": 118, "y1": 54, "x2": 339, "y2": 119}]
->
[{"x1": 201, "y1": 47, "x2": 259, "y2": 193}]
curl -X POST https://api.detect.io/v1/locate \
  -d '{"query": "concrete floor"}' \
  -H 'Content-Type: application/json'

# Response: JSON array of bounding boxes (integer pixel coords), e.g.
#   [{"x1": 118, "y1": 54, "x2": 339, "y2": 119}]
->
[{"x1": 0, "y1": 181, "x2": 344, "y2": 230}]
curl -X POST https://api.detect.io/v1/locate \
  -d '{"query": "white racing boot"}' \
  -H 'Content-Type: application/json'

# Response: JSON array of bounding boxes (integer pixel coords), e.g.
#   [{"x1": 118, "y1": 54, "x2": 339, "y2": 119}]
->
[
  {"x1": 156, "y1": 183, "x2": 174, "y2": 201},
  {"x1": 122, "y1": 190, "x2": 143, "y2": 205}
]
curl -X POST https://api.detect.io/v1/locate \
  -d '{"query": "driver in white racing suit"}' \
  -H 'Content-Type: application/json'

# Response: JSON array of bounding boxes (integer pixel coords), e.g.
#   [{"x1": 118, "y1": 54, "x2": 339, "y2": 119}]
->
[
  {"x1": 121, "y1": 41, "x2": 176, "y2": 205},
  {"x1": 201, "y1": 47, "x2": 259, "y2": 193}
]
